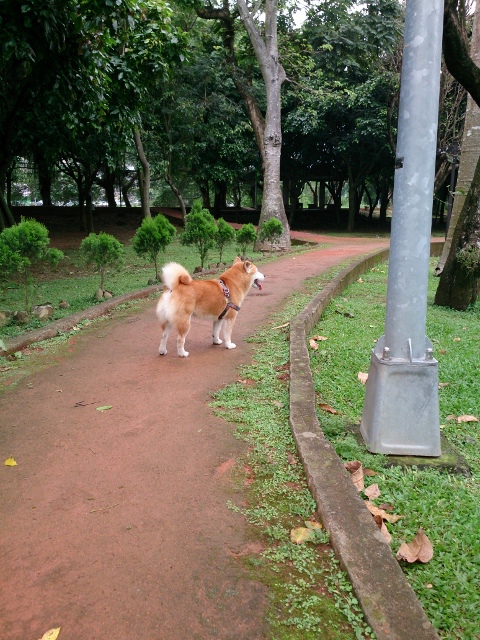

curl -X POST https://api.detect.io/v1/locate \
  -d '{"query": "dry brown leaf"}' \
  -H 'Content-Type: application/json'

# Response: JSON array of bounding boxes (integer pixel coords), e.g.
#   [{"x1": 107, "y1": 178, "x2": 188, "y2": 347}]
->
[
  {"x1": 318, "y1": 403, "x2": 338, "y2": 414},
  {"x1": 457, "y1": 414, "x2": 478, "y2": 423},
  {"x1": 357, "y1": 278, "x2": 364, "y2": 283},
  {"x1": 363, "y1": 468, "x2": 378, "y2": 477},
  {"x1": 38, "y1": 629, "x2": 61, "y2": 640},
  {"x1": 373, "y1": 514, "x2": 392, "y2": 544},
  {"x1": 365, "y1": 501, "x2": 403, "y2": 523},
  {"x1": 453, "y1": 337, "x2": 461, "y2": 342},
  {"x1": 344, "y1": 460, "x2": 364, "y2": 491},
  {"x1": 396, "y1": 529, "x2": 433, "y2": 563},
  {"x1": 438, "y1": 382, "x2": 449, "y2": 388},
  {"x1": 364, "y1": 483, "x2": 381, "y2": 499},
  {"x1": 309, "y1": 339, "x2": 318, "y2": 351},
  {"x1": 290, "y1": 527, "x2": 315, "y2": 544},
  {"x1": 357, "y1": 372, "x2": 368, "y2": 384},
  {"x1": 312, "y1": 335, "x2": 328, "y2": 341},
  {"x1": 446, "y1": 414, "x2": 456, "y2": 421}
]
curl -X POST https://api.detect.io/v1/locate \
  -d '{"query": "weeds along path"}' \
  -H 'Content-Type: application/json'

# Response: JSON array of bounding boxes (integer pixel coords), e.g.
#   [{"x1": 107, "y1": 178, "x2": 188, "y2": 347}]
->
[{"x1": 0, "y1": 235, "x2": 388, "y2": 640}]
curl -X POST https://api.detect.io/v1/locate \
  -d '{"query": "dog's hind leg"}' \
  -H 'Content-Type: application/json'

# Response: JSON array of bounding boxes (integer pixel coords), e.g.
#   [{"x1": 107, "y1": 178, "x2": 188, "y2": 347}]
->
[
  {"x1": 176, "y1": 317, "x2": 191, "y2": 357},
  {"x1": 159, "y1": 322, "x2": 171, "y2": 355},
  {"x1": 212, "y1": 319, "x2": 223, "y2": 345}
]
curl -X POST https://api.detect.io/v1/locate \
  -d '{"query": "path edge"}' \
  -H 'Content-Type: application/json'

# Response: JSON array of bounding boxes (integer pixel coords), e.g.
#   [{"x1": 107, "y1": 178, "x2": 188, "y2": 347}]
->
[{"x1": 289, "y1": 243, "x2": 443, "y2": 640}]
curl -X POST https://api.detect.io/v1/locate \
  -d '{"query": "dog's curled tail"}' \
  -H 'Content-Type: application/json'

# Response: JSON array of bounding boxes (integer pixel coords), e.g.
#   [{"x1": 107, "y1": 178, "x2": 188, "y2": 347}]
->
[{"x1": 161, "y1": 262, "x2": 192, "y2": 290}]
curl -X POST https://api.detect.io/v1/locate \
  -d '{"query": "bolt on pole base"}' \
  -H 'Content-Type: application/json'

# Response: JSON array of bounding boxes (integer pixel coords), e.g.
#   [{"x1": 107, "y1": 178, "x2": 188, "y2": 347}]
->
[{"x1": 360, "y1": 338, "x2": 441, "y2": 457}]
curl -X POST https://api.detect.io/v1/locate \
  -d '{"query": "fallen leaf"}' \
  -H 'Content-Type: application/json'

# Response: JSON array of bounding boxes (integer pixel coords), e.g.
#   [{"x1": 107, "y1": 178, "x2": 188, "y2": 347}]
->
[
  {"x1": 312, "y1": 335, "x2": 328, "y2": 341},
  {"x1": 457, "y1": 414, "x2": 478, "y2": 423},
  {"x1": 438, "y1": 382, "x2": 449, "y2": 388},
  {"x1": 39, "y1": 629, "x2": 61, "y2": 640},
  {"x1": 357, "y1": 372, "x2": 368, "y2": 384},
  {"x1": 363, "y1": 468, "x2": 378, "y2": 477},
  {"x1": 309, "y1": 339, "x2": 318, "y2": 351},
  {"x1": 344, "y1": 460, "x2": 364, "y2": 491},
  {"x1": 438, "y1": 349, "x2": 447, "y2": 354},
  {"x1": 453, "y1": 337, "x2": 461, "y2": 342},
  {"x1": 357, "y1": 278, "x2": 364, "y2": 283},
  {"x1": 364, "y1": 483, "x2": 380, "y2": 499},
  {"x1": 287, "y1": 453, "x2": 297, "y2": 465},
  {"x1": 304, "y1": 520, "x2": 323, "y2": 531},
  {"x1": 446, "y1": 414, "x2": 456, "y2": 421},
  {"x1": 96, "y1": 405, "x2": 113, "y2": 411},
  {"x1": 396, "y1": 529, "x2": 433, "y2": 563},
  {"x1": 318, "y1": 403, "x2": 338, "y2": 414},
  {"x1": 290, "y1": 527, "x2": 315, "y2": 544},
  {"x1": 365, "y1": 501, "x2": 403, "y2": 523},
  {"x1": 4, "y1": 456, "x2": 17, "y2": 466},
  {"x1": 373, "y1": 514, "x2": 392, "y2": 543}
]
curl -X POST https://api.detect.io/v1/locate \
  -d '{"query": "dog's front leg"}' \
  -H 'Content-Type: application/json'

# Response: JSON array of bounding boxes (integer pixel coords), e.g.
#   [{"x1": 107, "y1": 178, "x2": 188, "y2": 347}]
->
[
  {"x1": 222, "y1": 316, "x2": 237, "y2": 349},
  {"x1": 212, "y1": 319, "x2": 223, "y2": 345}
]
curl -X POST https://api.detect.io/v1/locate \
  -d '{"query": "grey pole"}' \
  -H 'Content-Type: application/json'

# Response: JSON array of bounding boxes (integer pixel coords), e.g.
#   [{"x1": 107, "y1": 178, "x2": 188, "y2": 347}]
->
[{"x1": 360, "y1": 0, "x2": 443, "y2": 456}]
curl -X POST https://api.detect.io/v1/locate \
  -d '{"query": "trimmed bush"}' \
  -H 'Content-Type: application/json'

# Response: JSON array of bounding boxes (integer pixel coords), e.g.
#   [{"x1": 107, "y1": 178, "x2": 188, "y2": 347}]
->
[
  {"x1": 80, "y1": 232, "x2": 124, "y2": 294},
  {"x1": 236, "y1": 223, "x2": 257, "y2": 257},
  {"x1": 181, "y1": 201, "x2": 217, "y2": 268},
  {"x1": 132, "y1": 214, "x2": 176, "y2": 280}
]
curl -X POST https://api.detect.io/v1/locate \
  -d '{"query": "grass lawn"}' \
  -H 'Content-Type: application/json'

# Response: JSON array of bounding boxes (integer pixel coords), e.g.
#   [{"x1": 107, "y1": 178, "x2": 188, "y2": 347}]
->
[{"x1": 211, "y1": 257, "x2": 479, "y2": 639}]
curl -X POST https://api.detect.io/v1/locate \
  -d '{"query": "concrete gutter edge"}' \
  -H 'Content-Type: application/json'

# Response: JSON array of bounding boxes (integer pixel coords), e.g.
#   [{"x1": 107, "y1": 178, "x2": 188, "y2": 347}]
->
[{"x1": 289, "y1": 244, "x2": 443, "y2": 640}]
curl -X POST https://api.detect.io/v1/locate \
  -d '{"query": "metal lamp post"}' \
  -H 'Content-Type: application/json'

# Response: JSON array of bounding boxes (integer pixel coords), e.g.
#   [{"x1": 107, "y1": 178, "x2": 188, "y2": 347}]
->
[{"x1": 360, "y1": 0, "x2": 443, "y2": 456}]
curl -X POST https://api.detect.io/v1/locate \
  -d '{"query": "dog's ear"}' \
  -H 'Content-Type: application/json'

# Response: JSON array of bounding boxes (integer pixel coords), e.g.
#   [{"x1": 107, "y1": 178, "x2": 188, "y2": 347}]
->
[
  {"x1": 243, "y1": 260, "x2": 253, "y2": 273},
  {"x1": 233, "y1": 256, "x2": 242, "y2": 265}
]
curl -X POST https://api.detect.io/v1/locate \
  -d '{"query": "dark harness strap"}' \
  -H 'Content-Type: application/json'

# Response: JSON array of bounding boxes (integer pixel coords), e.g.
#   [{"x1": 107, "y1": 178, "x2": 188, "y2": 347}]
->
[{"x1": 218, "y1": 279, "x2": 240, "y2": 319}]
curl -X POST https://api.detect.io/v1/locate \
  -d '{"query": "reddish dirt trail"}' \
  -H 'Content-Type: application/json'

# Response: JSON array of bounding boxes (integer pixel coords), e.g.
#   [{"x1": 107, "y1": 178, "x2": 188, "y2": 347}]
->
[{"x1": 0, "y1": 236, "x2": 388, "y2": 640}]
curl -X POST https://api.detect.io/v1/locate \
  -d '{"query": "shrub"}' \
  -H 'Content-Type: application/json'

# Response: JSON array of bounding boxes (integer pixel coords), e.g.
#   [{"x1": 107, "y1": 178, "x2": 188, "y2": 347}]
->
[
  {"x1": 0, "y1": 218, "x2": 64, "y2": 310},
  {"x1": 80, "y1": 232, "x2": 124, "y2": 294},
  {"x1": 215, "y1": 217, "x2": 235, "y2": 264},
  {"x1": 236, "y1": 223, "x2": 257, "y2": 257},
  {"x1": 258, "y1": 217, "x2": 283, "y2": 253},
  {"x1": 132, "y1": 214, "x2": 176, "y2": 280},
  {"x1": 180, "y1": 201, "x2": 217, "y2": 268}
]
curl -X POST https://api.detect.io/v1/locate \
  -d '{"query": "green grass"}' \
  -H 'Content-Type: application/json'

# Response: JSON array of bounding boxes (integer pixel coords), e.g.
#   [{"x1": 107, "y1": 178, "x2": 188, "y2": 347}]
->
[
  {"x1": 211, "y1": 269, "x2": 376, "y2": 640},
  {"x1": 309, "y1": 260, "x2": 480, "y2": 640}
]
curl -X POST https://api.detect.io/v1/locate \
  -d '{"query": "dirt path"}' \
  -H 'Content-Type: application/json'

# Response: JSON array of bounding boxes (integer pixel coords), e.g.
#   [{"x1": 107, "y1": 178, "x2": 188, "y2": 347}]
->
[{"x1": 1, "y1": 236, "x2": 388, "y2": 640}]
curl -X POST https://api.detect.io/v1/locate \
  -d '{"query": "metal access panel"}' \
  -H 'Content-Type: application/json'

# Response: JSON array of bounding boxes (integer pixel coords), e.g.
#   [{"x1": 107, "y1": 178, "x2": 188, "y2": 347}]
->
[{"x1": 360, "y1": 350, "x2": 441, "y2": 457}]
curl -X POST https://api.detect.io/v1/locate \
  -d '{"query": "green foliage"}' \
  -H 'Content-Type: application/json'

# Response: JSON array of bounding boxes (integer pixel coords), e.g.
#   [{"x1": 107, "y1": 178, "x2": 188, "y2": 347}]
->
[
  {"x1": 214, "y1": 217, "x2": 235, "y2": 263},
  {"x1": 131, "y1": 214, "x2": 176, "y2": 280},
  {"x1": 236, "y1": 223, "x2": 257, "y2": 256},
  {"x1": 259, "y1": 217, "x2": 284, "y2": 252},
  {"x1": 0, "y1": 218, "x2": 64, "y2": 310},
  {"x1": 180, "y1": 201, "x2": 217, "y2": 268},
  {"x1": 80, "y1": 232, "x2": 124, "y2": 292}
]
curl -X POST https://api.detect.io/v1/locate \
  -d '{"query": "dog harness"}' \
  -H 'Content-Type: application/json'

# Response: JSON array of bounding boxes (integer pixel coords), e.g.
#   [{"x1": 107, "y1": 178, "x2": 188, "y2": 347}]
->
[{"x1": 218, "y1": 279, "x2": 240, "y2": 319}]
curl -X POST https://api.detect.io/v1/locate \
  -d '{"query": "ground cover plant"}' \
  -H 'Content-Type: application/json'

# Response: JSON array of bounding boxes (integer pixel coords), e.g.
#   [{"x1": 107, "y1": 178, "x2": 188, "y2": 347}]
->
[{"x1": 307, "y1": 260, "x2": 479, "y2": 639}]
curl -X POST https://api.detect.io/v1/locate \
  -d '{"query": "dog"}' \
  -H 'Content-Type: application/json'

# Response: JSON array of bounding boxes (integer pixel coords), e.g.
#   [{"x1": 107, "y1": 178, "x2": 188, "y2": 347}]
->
[{"x1": 156, "y1": 257, "x2": 265, "y2": 357}]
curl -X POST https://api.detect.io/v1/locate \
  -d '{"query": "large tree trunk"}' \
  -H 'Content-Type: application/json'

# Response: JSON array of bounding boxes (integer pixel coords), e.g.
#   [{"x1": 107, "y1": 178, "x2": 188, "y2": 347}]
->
[
  {"x1": 436, "y1": 0, "x2": 480, "y2": 307},
  {"x1": 236, "y1": 0, "x2": 290, "y2": 250},
  {"x1": 133, "y1": 127, "x2": 151, "y2": 219},
  {"x1": 164, "y1": 169, "x2": 187, "y2": 221}
]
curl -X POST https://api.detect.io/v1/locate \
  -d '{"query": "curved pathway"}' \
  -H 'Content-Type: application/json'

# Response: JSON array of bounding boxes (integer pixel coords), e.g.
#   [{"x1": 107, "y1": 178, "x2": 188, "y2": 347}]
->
[{"x1": 0, "y1": 235, "x2": 388, "y2": 640}]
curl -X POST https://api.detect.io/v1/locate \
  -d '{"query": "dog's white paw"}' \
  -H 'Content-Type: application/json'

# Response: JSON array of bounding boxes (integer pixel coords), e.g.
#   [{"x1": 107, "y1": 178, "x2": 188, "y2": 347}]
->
[
  {"x1": 225, "y1": 342, "x2": 236, "y2": 350},
  {"x1": 178, "y1": 349, "x2": 189, "y2": 357},
  {"x1": 212, "y1": 337, "x2": 223, "y2": 345},
  {"x1": 159, "y1": 347, "x2": 167, "y2": 355}
]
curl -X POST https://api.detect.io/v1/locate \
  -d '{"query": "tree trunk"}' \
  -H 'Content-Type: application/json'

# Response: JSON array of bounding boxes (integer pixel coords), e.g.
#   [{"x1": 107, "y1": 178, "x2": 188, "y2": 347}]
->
[
  {"x1": 434, "y1": 0, "x2": 480, "y2": 306},
  {"x1": 133, "y1": 127, "x2": 151, "y2": 219},
  {"x1": 0, "y1": 187, "x2": 16, "y2": 228},
  {"x1": 164, "y1": 169, "x2": 187, "y2": 221},
  {"x1": 236, "y1": 0, "x2": 290, "y2": 250},
  {"x1": 434, "y1": 152, "x2": 480, "y2": 308}
]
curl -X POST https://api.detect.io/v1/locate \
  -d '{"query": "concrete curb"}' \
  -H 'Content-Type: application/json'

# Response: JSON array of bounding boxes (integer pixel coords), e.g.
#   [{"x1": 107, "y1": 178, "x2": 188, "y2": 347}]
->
[
  {"x1": 2, "y1": 284, "x2": 165, "y2": 355},
  {"x1": 289, "y1": 244, "x2": 443, "y2": 640}
]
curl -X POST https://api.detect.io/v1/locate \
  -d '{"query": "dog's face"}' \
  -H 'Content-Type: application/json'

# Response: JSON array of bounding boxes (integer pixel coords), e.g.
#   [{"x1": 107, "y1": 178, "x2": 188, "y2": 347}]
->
[{"x1": 234, "y1": 257, "x2": 265, "y2": 291}]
